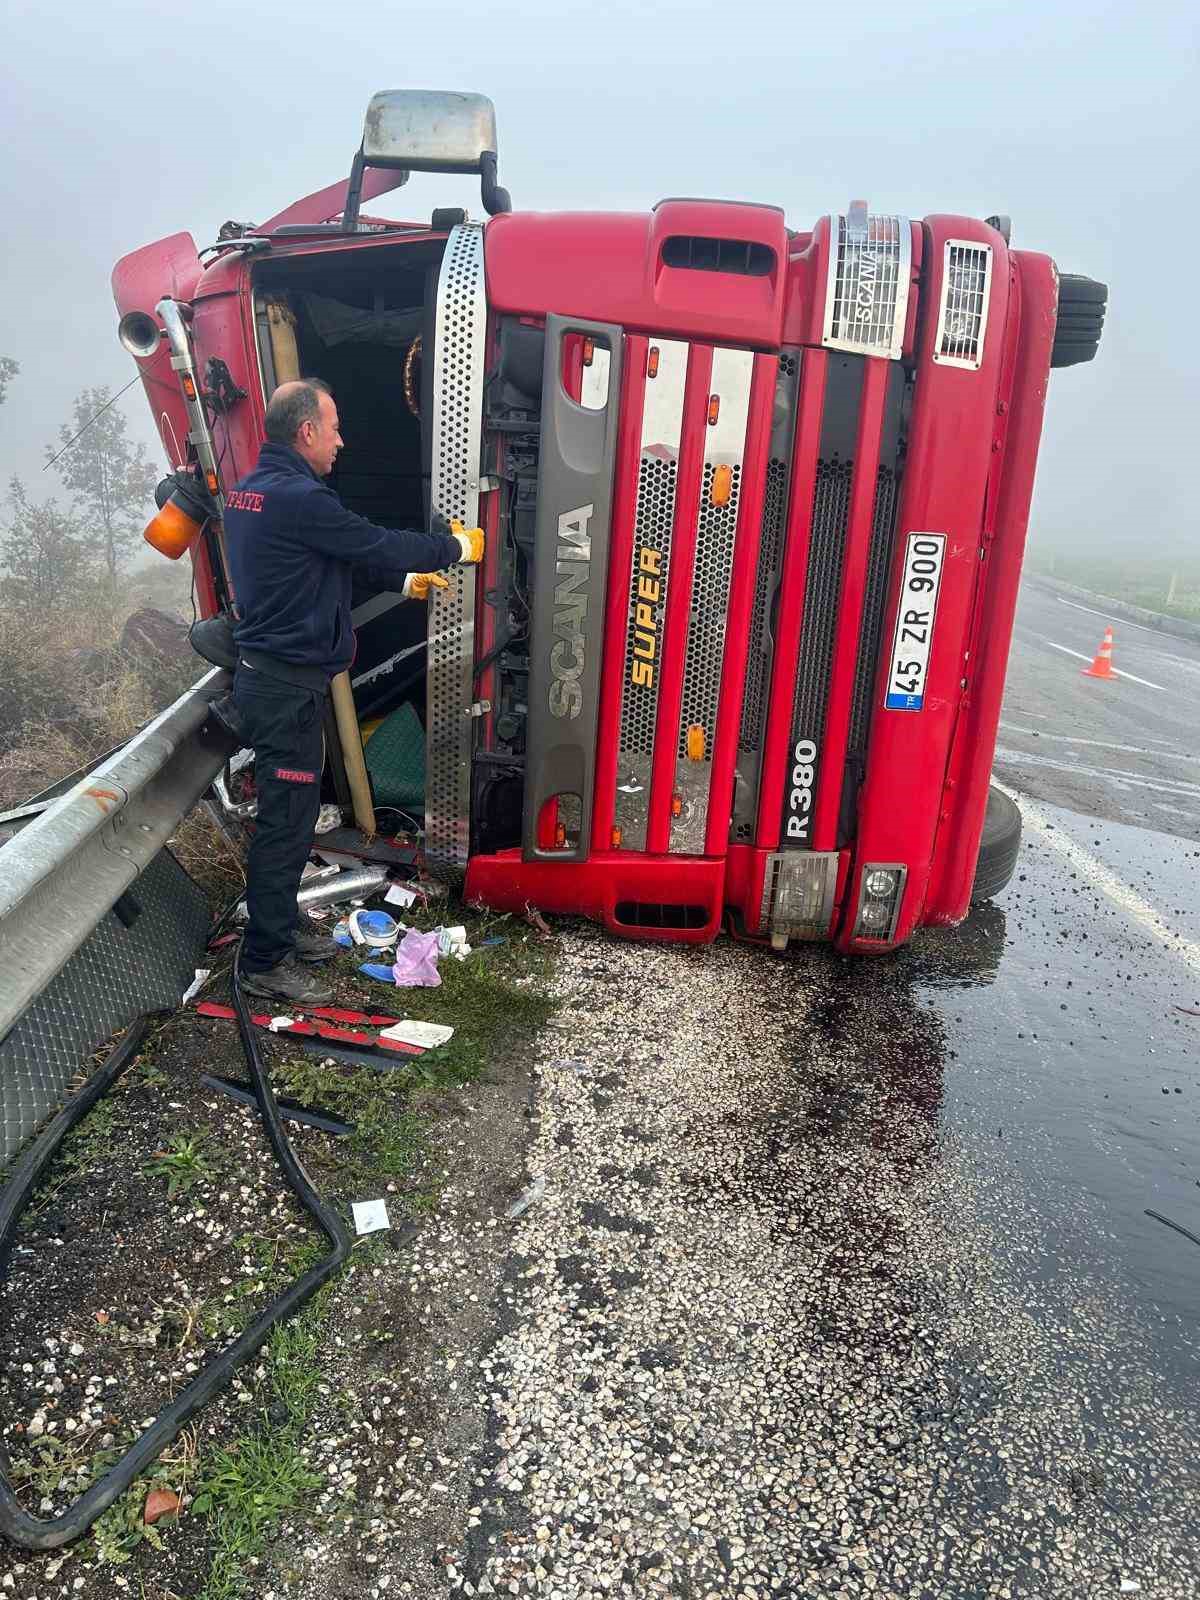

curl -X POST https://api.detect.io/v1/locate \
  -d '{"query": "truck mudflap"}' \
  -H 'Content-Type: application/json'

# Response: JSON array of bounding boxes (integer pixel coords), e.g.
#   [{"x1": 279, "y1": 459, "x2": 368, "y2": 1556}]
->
[{"x1": 522, "y1": 313, "x2": 624, "y2": 863}]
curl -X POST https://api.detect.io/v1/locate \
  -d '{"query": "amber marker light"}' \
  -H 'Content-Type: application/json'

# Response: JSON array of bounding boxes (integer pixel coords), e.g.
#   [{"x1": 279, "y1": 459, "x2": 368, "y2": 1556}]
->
[
  {"x1": 686, "y1": 725, "x2": 706, "y2": 762},
  {"x1": 710, "y1": 464, "x2": 733, "y2": 507},
  {"x1": 142, "y1": 471, "x2": 216, "y2": 561},
  {"x1": 647, "y1": 347, "x2": 660, "y2": 379}
]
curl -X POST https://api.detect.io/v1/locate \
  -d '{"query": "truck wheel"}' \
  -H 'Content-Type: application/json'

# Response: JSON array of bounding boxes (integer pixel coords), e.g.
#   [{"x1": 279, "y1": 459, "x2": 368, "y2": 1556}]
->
[
  {"x1": 1051, "y1": 274, "x2": 1107, "y2": 369},
  {"x1": 971, "y1": 786, "x2": 1022, "y2": 903}
]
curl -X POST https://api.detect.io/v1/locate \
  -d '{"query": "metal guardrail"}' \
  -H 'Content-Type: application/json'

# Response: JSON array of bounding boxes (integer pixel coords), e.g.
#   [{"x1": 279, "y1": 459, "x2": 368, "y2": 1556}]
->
[{"x1": 0, "y1": 668, "x2": 231, "y2": 1045}]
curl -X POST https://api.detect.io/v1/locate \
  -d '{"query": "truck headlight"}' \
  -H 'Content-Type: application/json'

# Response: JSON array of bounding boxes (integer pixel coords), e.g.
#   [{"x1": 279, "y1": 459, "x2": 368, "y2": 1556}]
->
[
  {"x1": 760, "y1": 851, "x2": 839, "y2": 950},
  {"x1": 853, "y1": 864, "x2": 907, "y2": 942}
]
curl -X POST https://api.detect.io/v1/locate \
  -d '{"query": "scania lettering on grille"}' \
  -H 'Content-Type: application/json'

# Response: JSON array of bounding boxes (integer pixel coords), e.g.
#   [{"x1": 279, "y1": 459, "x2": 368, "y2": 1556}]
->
[
  {"x1": 785, "y1": 737, "x2": 818, "y2": 843},
  {"x1": 853, "y1": 252, "x2": 878, "y2": 322},
  {"x1": 629, "y1": 546, "x2": 663, "y2": 688},
  {"x1": 548, "y1": 503, "x2": 593, "y2": 720}
]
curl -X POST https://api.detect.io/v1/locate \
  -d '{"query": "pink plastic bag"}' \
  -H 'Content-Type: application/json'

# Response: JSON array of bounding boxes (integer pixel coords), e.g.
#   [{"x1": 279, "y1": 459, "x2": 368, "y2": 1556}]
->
[{"x1": 391, "y1": 928, "x2": 442, "y2": 988}]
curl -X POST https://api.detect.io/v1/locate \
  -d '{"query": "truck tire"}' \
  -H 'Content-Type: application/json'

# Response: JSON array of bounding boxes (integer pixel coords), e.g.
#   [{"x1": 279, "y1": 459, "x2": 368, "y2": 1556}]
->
[
  {"x1": 1051, "y1": 274, "x2": 1107, "y2": 369},
  {"x1": 971, "y1": 786, "x2": 1022, "y2": 903}
]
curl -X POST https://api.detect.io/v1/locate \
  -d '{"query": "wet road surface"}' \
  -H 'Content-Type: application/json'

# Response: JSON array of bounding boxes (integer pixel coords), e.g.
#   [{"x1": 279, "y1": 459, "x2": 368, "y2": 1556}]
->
[
  {"x1": 997, "y1": 580, "x2": 1200, "y2": 841},
  {"x1": 457, "y1": 580, "x2": 1199, "y2": 1598}
]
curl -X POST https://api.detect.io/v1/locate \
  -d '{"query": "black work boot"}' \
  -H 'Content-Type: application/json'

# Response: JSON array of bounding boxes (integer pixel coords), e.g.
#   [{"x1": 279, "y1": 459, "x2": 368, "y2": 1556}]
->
[
  {"x1": 292, "y1": 928, "x2": 340, "y2": 964},
  {"x1": 240, "y1": 956, "x2": 334, "y2": 1007}
]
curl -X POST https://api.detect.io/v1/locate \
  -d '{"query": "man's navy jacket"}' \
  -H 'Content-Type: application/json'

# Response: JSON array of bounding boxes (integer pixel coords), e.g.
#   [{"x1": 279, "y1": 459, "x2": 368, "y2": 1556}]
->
[{"x1": 224, "y1": 442, "x2": 460, "y2": 679}]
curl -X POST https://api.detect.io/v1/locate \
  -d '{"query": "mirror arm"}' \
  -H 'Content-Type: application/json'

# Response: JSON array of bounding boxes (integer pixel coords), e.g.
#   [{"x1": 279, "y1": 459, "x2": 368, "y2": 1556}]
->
[
  {"x1": 342, "y1": 149, "x2": 367, "y2": 233},
  {"x1": 480, "y1": 151, "x2": 512, "y2": 216}
]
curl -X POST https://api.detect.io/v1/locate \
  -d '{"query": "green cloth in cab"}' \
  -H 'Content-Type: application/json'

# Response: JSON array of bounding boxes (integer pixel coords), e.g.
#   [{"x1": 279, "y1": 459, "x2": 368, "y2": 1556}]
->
[{"x1": 362, "y1": 701, "x2": 425, "y2": 808}]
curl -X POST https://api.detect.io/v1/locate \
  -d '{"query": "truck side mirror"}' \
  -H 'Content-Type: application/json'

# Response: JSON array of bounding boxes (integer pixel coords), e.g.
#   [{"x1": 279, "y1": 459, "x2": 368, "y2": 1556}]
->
[{"x1": 343, "y1": 90, "x2": 511, "y2": 231}]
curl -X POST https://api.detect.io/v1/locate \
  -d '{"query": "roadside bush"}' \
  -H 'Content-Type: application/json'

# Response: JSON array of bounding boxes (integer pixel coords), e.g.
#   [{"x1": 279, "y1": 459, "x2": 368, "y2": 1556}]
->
[{"x1": 0, "y1": 593, "x2": 196, "y2": 810}]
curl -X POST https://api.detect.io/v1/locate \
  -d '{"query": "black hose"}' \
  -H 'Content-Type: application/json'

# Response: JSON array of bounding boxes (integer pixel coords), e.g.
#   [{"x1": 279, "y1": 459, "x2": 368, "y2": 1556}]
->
[{"x1": 0, "y1": 953, "x2": 351, "y2": 1552}]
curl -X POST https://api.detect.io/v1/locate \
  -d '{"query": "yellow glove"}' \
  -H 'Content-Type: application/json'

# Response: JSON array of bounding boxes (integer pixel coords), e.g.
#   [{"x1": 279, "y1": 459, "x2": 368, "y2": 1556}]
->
[
  {"x1": 402, "y1": 571, "x2": 450, "y2": 601},
  {"x1": 450, "y1": 518, "x2": 485, "y2": 563}
]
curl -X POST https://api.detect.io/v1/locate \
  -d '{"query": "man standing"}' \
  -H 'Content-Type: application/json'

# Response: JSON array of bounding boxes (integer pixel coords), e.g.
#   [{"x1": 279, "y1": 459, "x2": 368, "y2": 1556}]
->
[{"x1": 224, "y1": 378, "x2": 482, "y2": 1005}]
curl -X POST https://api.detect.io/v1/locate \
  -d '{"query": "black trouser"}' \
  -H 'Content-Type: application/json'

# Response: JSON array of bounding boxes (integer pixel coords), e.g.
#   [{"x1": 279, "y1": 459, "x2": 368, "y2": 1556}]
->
[{"x1": 234, "y1": 662, "x2": 325, "y2": 973}]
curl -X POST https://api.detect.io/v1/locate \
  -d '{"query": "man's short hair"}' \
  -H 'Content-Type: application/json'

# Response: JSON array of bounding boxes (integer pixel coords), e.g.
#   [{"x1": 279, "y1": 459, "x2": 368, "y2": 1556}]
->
[{"x1": 264, "y1": 378, "x2": 332, "y2": 445}]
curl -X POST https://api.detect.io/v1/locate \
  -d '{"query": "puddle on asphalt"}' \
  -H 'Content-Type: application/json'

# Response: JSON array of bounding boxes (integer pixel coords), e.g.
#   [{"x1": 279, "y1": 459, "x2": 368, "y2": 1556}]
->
[{"x1": 890, "y1": 802, "x2": 1199, "y2": 1351}]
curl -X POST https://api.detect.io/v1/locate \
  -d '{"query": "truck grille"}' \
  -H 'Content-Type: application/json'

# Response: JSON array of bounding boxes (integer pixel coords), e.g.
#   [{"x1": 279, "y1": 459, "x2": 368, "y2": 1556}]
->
[
  {"x1": 739, "y1": 454, "x2": 788, "y2": 755},
  {"x1": 822, "y1": 209, "x2": 911, "y2": 362},
  {"x1": 846, "y1": 463, "x2": 900, "y2": 764},
  {"x1": 620, "y1": 455, "x2": 677, "y2": 756},
  {"x1": 677, "y1": 461, "x2": 742, "y2": 754},
  {"x1": 789, "y1": 457, "x2": 853, "y2": 751},
  {"x1": 933, "y1": 240, "x2": 993, "y2": 370}
]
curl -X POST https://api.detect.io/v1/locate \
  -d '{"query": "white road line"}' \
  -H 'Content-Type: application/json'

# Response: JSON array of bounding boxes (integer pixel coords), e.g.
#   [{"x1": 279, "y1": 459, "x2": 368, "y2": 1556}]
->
[
  {"x1": 1044, "y1": 640, "x2": 1168, "y2": 692},
  {"x1": 995, "y1": 782, "x2": 1200, "y2": 981},
  {"x1": 1054, "y1": 595, "x2": 1165, "y2": 637},
  {"x1": 998, "y1": 721, "x2": 1192, "y2": 761},
  {"x1": 994, "y1": 747, "x2": 1200, "y2": 800}
]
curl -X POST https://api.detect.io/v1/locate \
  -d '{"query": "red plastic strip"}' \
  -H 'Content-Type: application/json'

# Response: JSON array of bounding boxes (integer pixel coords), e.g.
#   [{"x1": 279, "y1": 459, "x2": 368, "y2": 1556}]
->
[
  {"x1": 193, "y1": 1003, "x2": 424, "y2": 1055},
  {"x1": 703, "y1": 352, "x2": 777, "y2": 856},
  {"x1": 646, "y1": 345, "x2": 713, "y2": 853}
]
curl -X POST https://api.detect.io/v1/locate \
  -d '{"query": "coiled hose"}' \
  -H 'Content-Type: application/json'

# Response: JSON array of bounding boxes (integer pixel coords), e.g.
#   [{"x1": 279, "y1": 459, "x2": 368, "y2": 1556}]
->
[{"x1": 0, "y1": 950, "x2": 351, "y2": 1551}]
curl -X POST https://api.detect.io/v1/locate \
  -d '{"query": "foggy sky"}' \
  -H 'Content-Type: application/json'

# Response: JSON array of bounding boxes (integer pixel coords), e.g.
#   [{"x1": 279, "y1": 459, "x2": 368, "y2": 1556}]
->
[{"x1": 1, "y1": 0, "x2": 1196, "y2": 557}]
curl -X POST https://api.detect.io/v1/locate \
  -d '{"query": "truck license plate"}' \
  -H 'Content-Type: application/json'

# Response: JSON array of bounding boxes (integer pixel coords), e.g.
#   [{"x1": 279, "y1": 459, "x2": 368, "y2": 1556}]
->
[{"x1": 884, "y1": 533, "x2": 946, "y2": 712}]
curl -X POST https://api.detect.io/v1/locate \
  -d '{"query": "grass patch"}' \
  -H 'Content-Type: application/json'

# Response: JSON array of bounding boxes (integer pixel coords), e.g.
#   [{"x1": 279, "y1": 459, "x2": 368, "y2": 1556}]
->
[
  {"x1": 193, "y1": 1295, "x2": 330, "y2": 1600},
  {"x1": 194, "y1": 1430, "x2": 322, "y2": 1600},
  {"x1": 143, "y1": 1133, "x2": 220, "y2": 1198},
  {"x1": 337, "y1": 906, "x2": 556, "y2": 1086},
  {"x1": 14, "y1": 1097, "x2": 129, "y2": 1219}
]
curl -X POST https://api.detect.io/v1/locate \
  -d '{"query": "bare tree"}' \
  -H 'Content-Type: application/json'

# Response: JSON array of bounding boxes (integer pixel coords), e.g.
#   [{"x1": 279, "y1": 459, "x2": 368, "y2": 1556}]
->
[
  {"x1": 0, "y1": 357, "x2": 17, "y2": 407},
  {"x1": 46, "y1": 386, "x2": 158, "y2": 589},
  {"x1": 0, "y1": 477, "x2": 93, "y2": 611}
]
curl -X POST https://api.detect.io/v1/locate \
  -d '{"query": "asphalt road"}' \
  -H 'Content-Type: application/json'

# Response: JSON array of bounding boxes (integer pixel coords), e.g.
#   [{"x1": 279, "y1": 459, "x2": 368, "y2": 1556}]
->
[
  {"x1": 458, "y1": 576, "x2": 1200, "y2": 1598},
  {"x1": 996, "y1": 580, "x2": 1200, "y2": 841}
]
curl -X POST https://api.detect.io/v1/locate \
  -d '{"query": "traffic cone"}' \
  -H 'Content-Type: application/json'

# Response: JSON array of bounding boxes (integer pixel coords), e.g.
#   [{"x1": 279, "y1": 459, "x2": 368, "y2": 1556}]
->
[{"x1": 1082, "y1": 626, "x2": 1116, "y2": 679}]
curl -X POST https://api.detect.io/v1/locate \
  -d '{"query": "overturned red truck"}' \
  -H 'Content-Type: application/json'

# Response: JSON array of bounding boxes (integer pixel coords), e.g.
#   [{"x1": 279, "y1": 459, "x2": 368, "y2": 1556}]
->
[{"x1": 113, "y1": 90, "x2": 1105, "y2": 954}]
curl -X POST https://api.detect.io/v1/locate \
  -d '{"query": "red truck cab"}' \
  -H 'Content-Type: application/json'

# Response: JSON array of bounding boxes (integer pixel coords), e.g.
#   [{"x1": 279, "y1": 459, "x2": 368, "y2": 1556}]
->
[{"x1": 112, "y1": 90, "x2": 1105, "y2": 954}]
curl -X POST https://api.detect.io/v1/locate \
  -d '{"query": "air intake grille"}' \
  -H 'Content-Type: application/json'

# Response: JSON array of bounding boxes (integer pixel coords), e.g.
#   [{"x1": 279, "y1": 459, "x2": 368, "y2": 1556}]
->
[
  {"x1": 662, "y1": 235, "x2": 775, "y2": 276},
  {"x1": 847, "y1": 465, "x2": 901, "y2": 762},
  {"x1": 933, "y1": 241, "x2": 993, "y2": 370},
  {"x1": 790, "y1": 460, "x2": 853, "y2": 747},
  {"x1": 677, "y1": 463, "x2": 742, "y2": 754},
  {"x1": 822, "y1": 209, "x2": 911, "y2": 361},
  {"x1": 739, "y1": 456, "x2": 788, "y2": 754},
  {"x1": 618, "y1": 455, "x2": 677, "y2": 756}
]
